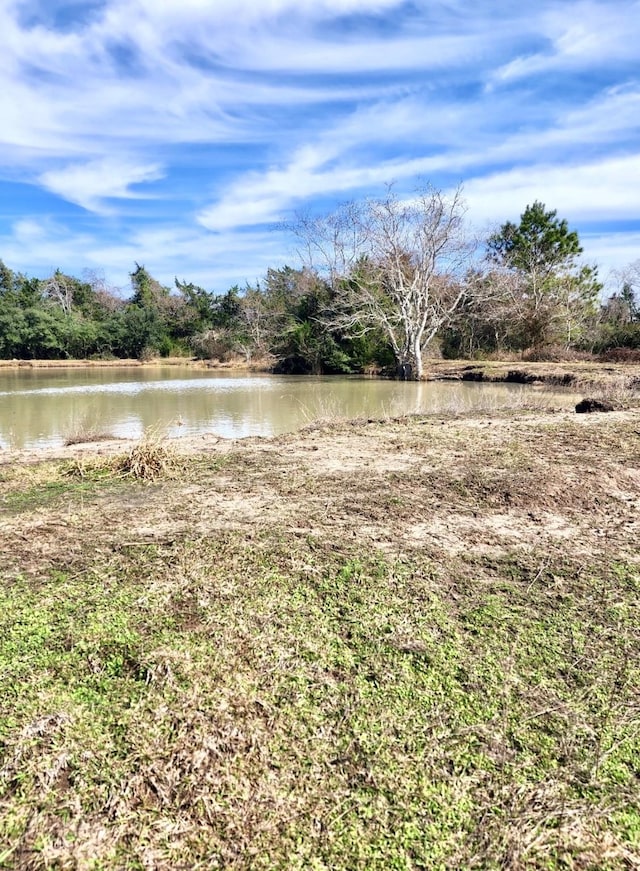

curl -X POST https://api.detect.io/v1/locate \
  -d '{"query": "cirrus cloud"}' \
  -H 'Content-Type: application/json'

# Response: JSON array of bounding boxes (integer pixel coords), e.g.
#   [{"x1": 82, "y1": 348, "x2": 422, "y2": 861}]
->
[{"x1": 0, "y1": 0, "x2": 638, "y2": 289}]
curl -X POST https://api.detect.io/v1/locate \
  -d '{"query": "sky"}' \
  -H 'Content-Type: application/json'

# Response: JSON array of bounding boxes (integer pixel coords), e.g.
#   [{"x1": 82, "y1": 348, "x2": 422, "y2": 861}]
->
[{"x1": 0, "y1": 0, "x2": 639, "y2": 296}]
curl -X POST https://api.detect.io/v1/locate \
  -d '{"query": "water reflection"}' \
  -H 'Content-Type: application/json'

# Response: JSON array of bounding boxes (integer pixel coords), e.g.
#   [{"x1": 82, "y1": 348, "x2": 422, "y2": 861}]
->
[{"x1": 0, "y1": 367, "x2": 576, "y2": 450}]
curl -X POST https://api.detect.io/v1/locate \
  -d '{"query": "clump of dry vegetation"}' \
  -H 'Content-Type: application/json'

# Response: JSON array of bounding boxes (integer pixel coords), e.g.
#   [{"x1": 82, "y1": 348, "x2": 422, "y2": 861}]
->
[
  {"x1": 63, "y1": 435, "x2": 184, "y2": 482},
  {"x1": 63, "y1": 429, "x2": 118, "y2": 447},
  {"x1": 113, "y1": 437, "x2": 183, "y2": 481},
  {"x1": 0, "y1": 407, "x2": 639, "y2": 869}
]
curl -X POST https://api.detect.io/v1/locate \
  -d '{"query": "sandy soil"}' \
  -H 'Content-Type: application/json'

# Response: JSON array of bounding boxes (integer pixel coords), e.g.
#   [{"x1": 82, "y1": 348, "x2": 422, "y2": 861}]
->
[{"x1": 2, "y1": 405, "x2": 639, "y2": 583}]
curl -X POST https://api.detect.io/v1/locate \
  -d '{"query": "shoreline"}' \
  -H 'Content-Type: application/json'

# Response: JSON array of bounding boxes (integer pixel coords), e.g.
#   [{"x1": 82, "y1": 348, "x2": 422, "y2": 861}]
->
[
  {"x1": 1, "y1": 355, "x2": 640, "y2": 391},
  {"x1": 0, "y1": 403, "x2": 635, "y2": 470},
  {"x1": 0, "y1": 356, "x2": 216, "y2": 370}
]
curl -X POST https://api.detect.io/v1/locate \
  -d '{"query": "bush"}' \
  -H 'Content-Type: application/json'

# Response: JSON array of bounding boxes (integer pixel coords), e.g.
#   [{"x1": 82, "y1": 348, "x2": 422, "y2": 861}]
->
[
  {"x1": 598, "y1": 347, "x2": 640, "y2": 363},
  {"x1": 190, "y1": 329, "x2": 237, "y2": 361},
  {"x1": 520, "y1": 346, "x2": 596, "y2": 363}
]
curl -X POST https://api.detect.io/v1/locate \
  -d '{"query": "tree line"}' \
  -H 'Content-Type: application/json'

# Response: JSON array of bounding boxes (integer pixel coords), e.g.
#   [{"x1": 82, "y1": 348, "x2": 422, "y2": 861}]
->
[{"x1": 1, "y1": 188, "x2": 639, "y2": 378}]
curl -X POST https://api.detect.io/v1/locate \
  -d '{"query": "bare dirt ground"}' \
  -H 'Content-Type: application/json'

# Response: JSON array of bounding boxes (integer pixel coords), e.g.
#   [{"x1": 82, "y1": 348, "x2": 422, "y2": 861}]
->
[{"x1": 2, "y1": 405, "x2": 639, "y2": 583}]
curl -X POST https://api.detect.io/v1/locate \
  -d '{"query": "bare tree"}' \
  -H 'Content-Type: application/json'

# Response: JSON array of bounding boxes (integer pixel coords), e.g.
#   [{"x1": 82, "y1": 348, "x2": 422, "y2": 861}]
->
[
  {"x1": 601, "y1": 259, "x2": 640, "y2": 332},
  {"x1": 43, "y1": 270, "x2": 75, "y2": 315},
  {"x1": 238, "y1": 286, "x2": 275, "y2": 362},
  {"x1": 292, "y1": 185, "x2": 473, "y2": 379},
  {"x1": 620, "y1": 259, "x2": 640, "y2": 306},
  {"x1": 82, "y1": 269, "x2": 124, "y2": 313}
]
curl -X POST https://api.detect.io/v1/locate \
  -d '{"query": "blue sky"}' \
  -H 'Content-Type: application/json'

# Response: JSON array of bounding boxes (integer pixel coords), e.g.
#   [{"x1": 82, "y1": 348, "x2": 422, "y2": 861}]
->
[{"x1": 1, "y1": 0, "x2": 639, "y2": 294}]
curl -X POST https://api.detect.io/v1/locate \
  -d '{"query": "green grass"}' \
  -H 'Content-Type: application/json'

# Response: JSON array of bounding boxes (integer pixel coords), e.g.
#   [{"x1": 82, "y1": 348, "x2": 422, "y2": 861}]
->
[
  {"x1": 1, "y1": 534, "x2": 638, "y2": 869},
  {"x1": 0, "y1": 442, "x2": 210, "y2": 514},
  {"x1": 0, "y1": 477, "x2": 120, "y2": 514}
]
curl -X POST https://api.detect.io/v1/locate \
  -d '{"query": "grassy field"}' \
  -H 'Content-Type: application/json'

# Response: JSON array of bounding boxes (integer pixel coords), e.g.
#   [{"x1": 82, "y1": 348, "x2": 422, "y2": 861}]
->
[{"x1": 1, "y1": 402, "x2": 639, "y2": 869}]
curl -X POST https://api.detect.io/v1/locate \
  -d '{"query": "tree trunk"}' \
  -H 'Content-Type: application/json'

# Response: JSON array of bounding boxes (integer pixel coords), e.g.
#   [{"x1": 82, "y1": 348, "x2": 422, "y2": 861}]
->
[{"x1": 399, "y1": 337, "x2": 423, "y2": 380}]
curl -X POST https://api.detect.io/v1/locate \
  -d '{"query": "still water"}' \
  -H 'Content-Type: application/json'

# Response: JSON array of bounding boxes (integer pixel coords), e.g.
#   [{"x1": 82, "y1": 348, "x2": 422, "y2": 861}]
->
[{"x1": 0, "y1": 367, "x2": 576, "y2": 450}]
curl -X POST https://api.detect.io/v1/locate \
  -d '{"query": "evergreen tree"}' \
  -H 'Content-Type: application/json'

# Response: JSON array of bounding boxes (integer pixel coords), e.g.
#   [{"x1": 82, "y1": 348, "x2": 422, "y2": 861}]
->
[{"x1": 485, "y1": 202, "x2": 600, "y2": 349}]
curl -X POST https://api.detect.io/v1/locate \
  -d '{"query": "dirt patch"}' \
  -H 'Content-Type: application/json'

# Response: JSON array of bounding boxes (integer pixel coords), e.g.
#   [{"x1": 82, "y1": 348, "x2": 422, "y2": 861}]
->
[
  {"x1": 428, "y1": 358, "x2": 640, "y2": 395},
  {"x1": 2, "y1": 408, "x2": 639, "y2": 572}
]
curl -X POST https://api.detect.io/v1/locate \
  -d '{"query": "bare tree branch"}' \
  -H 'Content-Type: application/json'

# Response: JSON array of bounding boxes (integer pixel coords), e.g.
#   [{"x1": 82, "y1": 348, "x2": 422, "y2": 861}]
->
[{"x1": 291, "y1": 184, "x2": 474, "y2": 379}]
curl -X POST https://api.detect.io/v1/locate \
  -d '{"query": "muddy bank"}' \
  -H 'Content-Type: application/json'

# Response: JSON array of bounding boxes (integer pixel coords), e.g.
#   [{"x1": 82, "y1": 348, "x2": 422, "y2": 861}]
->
[
  {"x1": 2, "y1": 355, "x2": 640, "y2": 391},
  {"x1": 427, "y1": 358, "x2": 640, "y2": 392},
  {"x1": 0, "y1": 356, "x2": 259, "y2": 370}
]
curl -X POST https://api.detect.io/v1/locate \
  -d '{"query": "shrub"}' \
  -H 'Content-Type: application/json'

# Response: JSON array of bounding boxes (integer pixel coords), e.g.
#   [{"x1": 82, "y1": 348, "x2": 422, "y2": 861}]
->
[
  {"x1": 521, "y1": 346, "x2": 595, "y2": 363},
  {"x1": 598, "y1": 347, "x2": 640, "y2": 363}
]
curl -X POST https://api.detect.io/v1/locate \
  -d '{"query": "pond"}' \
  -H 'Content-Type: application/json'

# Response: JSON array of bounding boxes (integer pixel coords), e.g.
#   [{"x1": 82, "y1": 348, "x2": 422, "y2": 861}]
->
[{"x1": 0, "y1": 367, "x2": 578, "y2": 450}]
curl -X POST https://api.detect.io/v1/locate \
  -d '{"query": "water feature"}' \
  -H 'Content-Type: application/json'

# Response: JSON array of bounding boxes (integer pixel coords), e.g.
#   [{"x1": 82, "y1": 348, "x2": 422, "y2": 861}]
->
[{"x1": 0, "y1": 366, "x2": 578, "y2": 450}]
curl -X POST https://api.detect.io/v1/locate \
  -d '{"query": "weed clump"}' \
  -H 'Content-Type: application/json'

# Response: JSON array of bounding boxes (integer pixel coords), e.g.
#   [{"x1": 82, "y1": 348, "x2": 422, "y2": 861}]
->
[
  {"x1": 114, "y1": 439, "x2": 180, "y2": 481},
  {"x1": 64, "y1": 429, "x2": 118, "y2": 447},
  {"x1": 64, "y1": 437, "x2": 183, "y2": 482}
]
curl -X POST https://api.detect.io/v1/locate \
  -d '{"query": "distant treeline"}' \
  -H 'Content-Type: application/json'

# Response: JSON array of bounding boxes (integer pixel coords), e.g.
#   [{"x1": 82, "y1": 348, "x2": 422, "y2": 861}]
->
[
  {"x1": 1, "y1": 198, "x2": 639, "y2": 372},
  {"x1": 0, "y1": 260, "x2": 395, "y2": 371}
]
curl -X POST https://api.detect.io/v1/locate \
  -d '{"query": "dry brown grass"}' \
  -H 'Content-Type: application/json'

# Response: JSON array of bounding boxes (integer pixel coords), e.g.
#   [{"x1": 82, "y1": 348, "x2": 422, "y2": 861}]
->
[
  {"x1": 61, "y1": 434, "x2": 185, "y2": 482},
  {"x1": 113, "y1": 437, "x2": 183, "y2": 481},
  {"x1": 428, "y1": 357, "x2": 640, "y2": 396},
  {"x1": 63, "y1": 429, "x2": 119, "y2": 447}
]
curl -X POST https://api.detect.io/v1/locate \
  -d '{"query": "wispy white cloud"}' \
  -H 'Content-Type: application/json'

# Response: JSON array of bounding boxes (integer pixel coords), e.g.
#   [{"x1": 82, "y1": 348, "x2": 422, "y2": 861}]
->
[
  {"x1": 0, "y1": 215, "x2": 288, "y2": 290},
  {"x1": 582, "y1": 231, "x2": 640, "y2": 285},
  {"x1": 197, "y1": 78, "x2": 640, "y2": 233},
  {"x1": 462, "y1": 153, "x2": 640, "y2": 226},
  {"x1": 490, "y1": 1, "x2": 640, "y2": 85},
  {"x1": 39, "y1": 158, "x2": 165, "y2": 213},
  {"x1": 0, "y1": 0, "x2": 638, "y2": 285}
]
